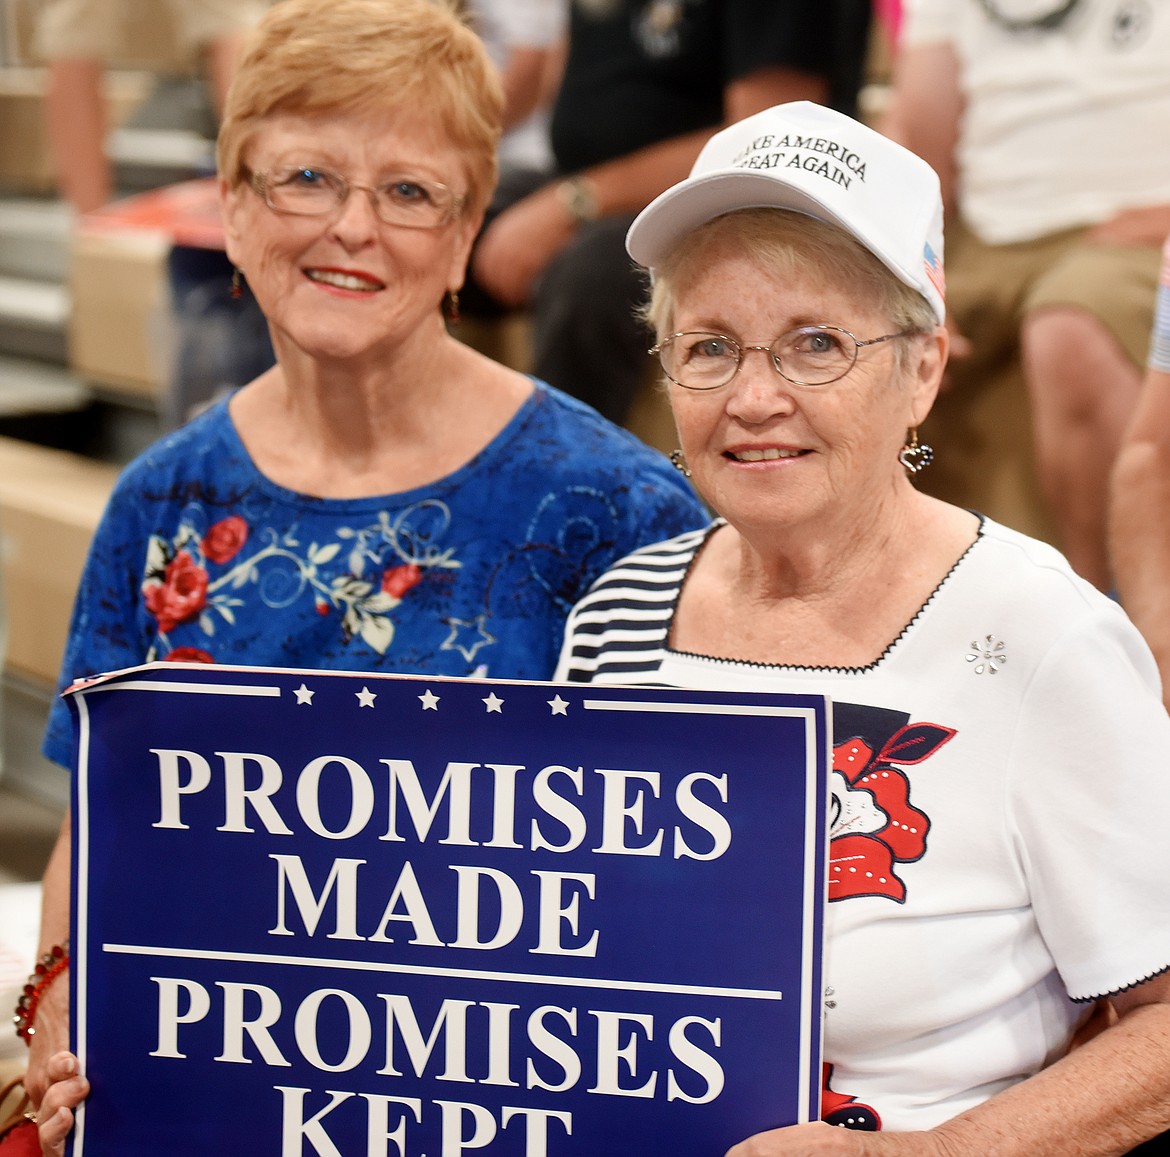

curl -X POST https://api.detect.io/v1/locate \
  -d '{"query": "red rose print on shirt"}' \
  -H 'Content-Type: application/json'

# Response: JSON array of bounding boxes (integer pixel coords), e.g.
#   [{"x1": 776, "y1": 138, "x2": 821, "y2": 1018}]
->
[
  {"x1": 201, "y1": 515, "x2": 249, "y2": 563},
  {"x1": 163, "y1": 646, "x2": 214, "y2": 663},
  {"x1": 381, "y1": 563, "x2": 423, "y2": 599},
  {"x1": 137, "y1": 500, "x2": 461, "y2": 663},
  {"x1": 822, "y1": 1064, "x2": 880, "y2": 1130},
  {"x1": 829, "y1": 711, "x2": 955, "y2": 903},
  {"x1": 142, "y1": 550, "x2": 209, "y2": 634}
]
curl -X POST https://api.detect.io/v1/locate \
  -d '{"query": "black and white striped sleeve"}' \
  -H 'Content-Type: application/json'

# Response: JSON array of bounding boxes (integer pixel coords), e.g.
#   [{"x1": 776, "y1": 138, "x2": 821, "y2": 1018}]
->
[{"x1": 553, "y1": 526, "x2": 710, "y2": 683}]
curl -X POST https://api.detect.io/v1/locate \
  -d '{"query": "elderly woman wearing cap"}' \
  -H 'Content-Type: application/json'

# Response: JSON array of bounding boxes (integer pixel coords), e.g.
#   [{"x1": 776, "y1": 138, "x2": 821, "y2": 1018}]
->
[{"x1": 557, "y1": 101, "x2": 1170, "y2": 1154}]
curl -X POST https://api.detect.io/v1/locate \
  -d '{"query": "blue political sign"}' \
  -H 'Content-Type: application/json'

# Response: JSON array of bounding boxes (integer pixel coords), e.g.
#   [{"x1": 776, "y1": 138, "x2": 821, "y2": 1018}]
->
[{"x1": 67, "y1": 662, "x2": 829, "y2": 1156}]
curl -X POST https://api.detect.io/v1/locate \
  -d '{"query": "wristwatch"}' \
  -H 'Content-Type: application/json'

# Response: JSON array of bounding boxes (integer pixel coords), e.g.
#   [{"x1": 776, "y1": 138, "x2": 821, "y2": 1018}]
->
[{"x1": 557, "y1": 175, "x2": 601, "y2": 225}]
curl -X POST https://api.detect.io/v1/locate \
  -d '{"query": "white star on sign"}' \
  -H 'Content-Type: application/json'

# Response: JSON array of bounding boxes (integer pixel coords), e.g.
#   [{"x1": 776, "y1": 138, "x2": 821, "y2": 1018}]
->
[
  {"x1": 419, "y1": 689, "x2": 440, "y2": 711},
  {"x1": 482, "y1": 692, "x2": 504, "y2": 713},
  {"x1": 293, "y1": 683, "x2": 314, "y2": 705},
  {"x1": 356, "y1": 686, "x2": 377, "y2": 708},
  {"x1": 548, "y1": 695, "x2": 569, "y2": 716}
]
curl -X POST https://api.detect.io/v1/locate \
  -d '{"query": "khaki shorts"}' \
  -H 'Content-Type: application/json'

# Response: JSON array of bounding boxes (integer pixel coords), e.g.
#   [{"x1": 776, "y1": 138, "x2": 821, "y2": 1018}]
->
[
  {"x1": 945, "y1": 219, "x2": 1162, "y2": 374},
  {"x1": 37, "y1": 0, "x2": 271, "y2": 60},
  {"x1": 917, "y1": 220, "x2": 1162, "y2": 543}
]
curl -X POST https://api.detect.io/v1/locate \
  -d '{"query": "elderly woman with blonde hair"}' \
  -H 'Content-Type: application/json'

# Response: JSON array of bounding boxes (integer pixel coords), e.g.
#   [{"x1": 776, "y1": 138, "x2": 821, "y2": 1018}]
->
[
  {"x1": 22, "y1": 1, "x2": 703, "y2": 1148},
  {"x1": 558, "y1": 101, "x2": 1170, "y2": 1155}
]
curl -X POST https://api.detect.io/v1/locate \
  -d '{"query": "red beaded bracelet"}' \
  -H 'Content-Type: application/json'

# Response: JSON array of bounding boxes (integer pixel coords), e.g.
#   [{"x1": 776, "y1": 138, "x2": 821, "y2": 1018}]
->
[{"x1": 12, "y1": 942, "x2": 69, "y2": 1045}]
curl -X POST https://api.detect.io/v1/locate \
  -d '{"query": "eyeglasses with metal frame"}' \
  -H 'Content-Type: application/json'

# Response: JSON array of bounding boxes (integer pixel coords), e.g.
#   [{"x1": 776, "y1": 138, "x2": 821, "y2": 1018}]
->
[
  {"x1": 247, "y1": 165, "x2": 465, "y2": 229},
  {"x1": 650, "y1": 326, "x2": 920, "y2": 390}
]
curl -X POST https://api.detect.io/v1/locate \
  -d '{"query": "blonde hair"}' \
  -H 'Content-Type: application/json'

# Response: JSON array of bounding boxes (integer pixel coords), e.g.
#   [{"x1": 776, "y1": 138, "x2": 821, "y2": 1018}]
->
[
  {"x1": 645, "y1": 208, "x2": 938, "y2": 352},
  {"x1": 217, "y1": 0, "x2": 503, "y2": 218}
]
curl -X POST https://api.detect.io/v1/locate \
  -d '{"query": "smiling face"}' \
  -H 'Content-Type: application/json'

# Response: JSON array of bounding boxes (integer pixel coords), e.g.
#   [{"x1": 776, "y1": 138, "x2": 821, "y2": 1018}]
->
[
  {"x1": 663, "y1": 228, "x2": 943, "y2": 542},
  {"x1": 220, "y1": 107, "x2": 481, "y2": 370}
]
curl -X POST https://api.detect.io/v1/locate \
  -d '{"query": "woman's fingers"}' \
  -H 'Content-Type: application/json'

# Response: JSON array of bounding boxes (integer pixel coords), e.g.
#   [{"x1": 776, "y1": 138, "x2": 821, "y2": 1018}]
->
[
  {"x1": 34, "y1": 1052, "x2": 90, "y2": 1157},
  {"x1": 38, "y1": 1104, "x2": 79, "y2": 1157}
]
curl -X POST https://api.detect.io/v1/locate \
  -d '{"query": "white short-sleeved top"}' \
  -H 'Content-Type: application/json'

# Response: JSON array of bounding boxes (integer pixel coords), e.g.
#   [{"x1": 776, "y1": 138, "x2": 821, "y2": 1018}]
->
[{"x1": 556, "y1": 517, "x2": 1170, "y2": 1131}]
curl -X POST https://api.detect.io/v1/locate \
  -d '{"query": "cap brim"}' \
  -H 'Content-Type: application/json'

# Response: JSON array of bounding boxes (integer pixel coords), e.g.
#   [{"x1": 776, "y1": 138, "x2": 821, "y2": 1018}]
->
[{"x1": 627, "y1": 169, "x2": 854, "y2": 270}]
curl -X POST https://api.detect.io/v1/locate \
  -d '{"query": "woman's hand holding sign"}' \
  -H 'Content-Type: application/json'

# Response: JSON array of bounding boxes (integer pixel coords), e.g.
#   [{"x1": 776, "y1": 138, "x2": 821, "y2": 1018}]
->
[{"x1": 34, "y1": 1052, "x2": 89, "y2": 1157}]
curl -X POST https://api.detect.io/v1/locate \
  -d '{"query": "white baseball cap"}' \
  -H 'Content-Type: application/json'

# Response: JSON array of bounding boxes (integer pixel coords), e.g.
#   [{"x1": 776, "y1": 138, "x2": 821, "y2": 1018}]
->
[{"x1": 626, "y1": 100, "x2": 946, "y2": 324}]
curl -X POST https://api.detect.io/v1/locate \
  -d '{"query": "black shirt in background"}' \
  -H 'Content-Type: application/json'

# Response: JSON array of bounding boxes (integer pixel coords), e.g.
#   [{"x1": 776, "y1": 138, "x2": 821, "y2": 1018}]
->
[{"x1": 551, "y1": 0, "x2": 874, "y2": 174}]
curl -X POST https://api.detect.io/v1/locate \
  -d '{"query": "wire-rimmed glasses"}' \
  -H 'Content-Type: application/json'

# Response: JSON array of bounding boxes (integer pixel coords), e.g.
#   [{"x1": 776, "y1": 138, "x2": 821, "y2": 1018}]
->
[
  {"x1": 247, "y1": 165, "x2": 465, "y2": 229},
  {"x1": 650, "y1": 326, "x2": 919, "y2": 390}
]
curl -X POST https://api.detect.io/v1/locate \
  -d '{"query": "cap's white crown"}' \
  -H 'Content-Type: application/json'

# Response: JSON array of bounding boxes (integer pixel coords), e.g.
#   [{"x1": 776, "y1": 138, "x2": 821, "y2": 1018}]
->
[{"x1": 626, "y1": 101, "x2": 946, "y2": 323}]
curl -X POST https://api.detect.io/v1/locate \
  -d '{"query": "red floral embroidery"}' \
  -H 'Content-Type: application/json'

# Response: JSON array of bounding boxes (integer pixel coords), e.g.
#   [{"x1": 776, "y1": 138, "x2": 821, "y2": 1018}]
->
[
  {"x1": 201, "y1": 515, "x2": 249, "y2": 563},
  {"x1": 381, "y1": 563, "x2": 423, "y2": 599},
  {"x1": 137, "y1": 501, "x2": 460, "y2": 662},
  {"x1": 163, "y1": 647, "x2": 214, "y2": 663},
  {"x1": 142, "y1": 551, "x2": 209, "y2": 633},
  {"x1": 829, "y1": 722, "x2": 954, "y2": 903}
]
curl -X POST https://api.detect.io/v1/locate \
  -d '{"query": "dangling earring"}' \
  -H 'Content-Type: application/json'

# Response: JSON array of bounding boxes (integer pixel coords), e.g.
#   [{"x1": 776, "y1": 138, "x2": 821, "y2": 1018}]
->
[
  {"x1": 230, "y1": 267, "x2": 244, "y2": 301},
  {"x1": 669, "y1": 449, "x2": 691, "y2": 477},
  {"x1": 443, "y1": 290, "x2": 461, "y2": 326},
  {"x1": 898, "y1": 427, "x2": 935, "y2": 475}
]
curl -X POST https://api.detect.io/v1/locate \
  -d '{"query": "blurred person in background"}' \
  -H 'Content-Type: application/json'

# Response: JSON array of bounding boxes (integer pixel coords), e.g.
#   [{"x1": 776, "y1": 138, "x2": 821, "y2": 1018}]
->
[
  {"x1": 881, "y1": 0, "x2": 1170, "y2": 592},
  {"x1": 455, "y1": 0, "x2": 567, "y2": 327},
  {"x1": 36, "y1": 0, "x2": 272, "y2": 214},
  {"x1": 467, "y1": 0, "x2": 874, "y2": 425},
  {"x1": 1110, "y1": 231, "x2": 1170, "y2": 713},
  {"x1": 464, "y1": 0, "x2": 565, "y2": 192}
]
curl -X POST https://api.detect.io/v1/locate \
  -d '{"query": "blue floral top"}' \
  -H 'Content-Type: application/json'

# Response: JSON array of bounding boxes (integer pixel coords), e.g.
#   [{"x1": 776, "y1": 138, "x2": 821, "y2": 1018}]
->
[{"x1": 45, "y1": 381, "x2": 705, "y2": 765}]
